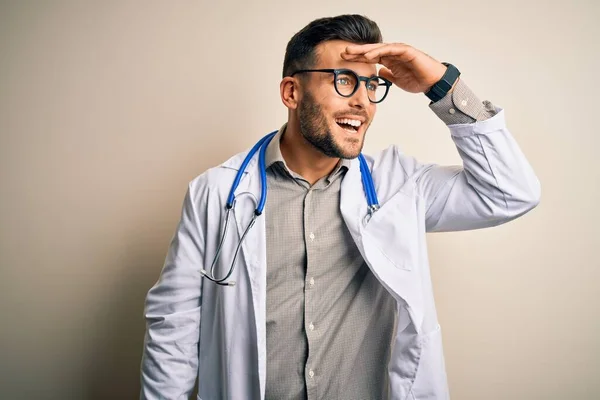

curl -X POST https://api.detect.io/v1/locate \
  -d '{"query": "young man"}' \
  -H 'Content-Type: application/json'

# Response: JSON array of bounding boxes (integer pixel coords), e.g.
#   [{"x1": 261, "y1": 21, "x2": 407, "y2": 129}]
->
[{"x1": 140, "y1": 15, "x2": 540, "y2": 400}]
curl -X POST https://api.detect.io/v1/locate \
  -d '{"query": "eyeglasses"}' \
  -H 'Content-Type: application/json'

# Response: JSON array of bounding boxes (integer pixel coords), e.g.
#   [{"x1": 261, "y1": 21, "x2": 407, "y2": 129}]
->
[{"x1": 290, "y1": 68, "x2": 392, "y2": 104}]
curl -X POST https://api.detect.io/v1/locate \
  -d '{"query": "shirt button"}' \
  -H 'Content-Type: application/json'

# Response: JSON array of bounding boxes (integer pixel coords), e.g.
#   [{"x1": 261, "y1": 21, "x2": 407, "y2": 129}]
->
[
  {"x1": 461, "y1": 99, "x2": 468, "y2": 106},
  {"x1": 308, "y1": 369, "x2": 314, "y2": 378},
  {"x1": 309, "y1": 322, "x2": 314, "y2": 331},
  {"x1": 309, "y1": 277, "x2": 315, "y2": 287},
  {"x1": 448, "y1": 108, "x2": 456, "y2": 114},
  {"x1": 309, "y1": 232, "x2": 315, "y2": 241}
]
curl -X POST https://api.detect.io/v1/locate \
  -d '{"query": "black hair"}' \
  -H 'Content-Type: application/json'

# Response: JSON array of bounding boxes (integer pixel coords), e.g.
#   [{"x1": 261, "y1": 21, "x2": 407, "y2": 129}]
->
[{"x1": 282, "y1": 14, "x2": 382, "y2": 78}]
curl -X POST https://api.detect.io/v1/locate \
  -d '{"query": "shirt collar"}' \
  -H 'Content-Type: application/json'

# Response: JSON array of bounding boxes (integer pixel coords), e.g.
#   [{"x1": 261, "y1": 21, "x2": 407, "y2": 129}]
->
[{"x1": 265, "y1": 124, "x2": 288, "y2": 169}]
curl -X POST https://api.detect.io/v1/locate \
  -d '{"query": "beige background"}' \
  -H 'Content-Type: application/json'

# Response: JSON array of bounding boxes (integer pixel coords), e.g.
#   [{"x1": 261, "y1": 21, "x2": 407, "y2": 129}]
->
[{"x1": 1, "y1": 1, "x2": 598, "y2": 399}]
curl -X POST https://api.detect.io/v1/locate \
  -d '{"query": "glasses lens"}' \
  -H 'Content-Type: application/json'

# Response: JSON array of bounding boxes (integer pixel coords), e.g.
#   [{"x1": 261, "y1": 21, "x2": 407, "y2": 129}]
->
[
  {"x1": 334, "y1": 71, "x2": 358, "y2": 96},
  {"x1": 367, "y1": 77, "x2": 389, "y2": 103}
]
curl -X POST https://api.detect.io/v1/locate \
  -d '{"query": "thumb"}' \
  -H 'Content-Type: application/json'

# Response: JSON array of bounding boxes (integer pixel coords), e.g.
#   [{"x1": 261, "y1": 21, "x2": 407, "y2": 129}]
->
[{"x1": 378, "y1": 67, "x2": 394, "y2": 82}]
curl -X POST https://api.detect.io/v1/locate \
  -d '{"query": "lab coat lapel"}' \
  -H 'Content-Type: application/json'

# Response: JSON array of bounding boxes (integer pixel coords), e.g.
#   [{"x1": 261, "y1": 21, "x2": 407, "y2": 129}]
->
[
  {"x1": 340, "y1": 158, "x2": 424, "y2": 331},
  {"x1": 223, "y1": 155, "x2": 268, "y2": 400}
]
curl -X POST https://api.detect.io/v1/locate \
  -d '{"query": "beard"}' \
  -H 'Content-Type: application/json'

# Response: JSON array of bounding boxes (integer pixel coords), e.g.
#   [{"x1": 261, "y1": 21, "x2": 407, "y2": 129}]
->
[{"x1": 298, "y1": 91, "x2": 366, "y2": 159}]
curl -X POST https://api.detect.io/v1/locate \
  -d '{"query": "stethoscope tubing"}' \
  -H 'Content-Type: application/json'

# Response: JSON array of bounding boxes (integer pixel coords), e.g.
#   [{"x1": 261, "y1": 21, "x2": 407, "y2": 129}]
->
[
  {"x1": 205, "y1": 130, "x2": 380, "y2": 286},
  {"x1": 358, "y1": 153, "x2": 379, "y2": 213},
  {"x1": 226, "y1": 131, "x2": 278, "y2": 210}
]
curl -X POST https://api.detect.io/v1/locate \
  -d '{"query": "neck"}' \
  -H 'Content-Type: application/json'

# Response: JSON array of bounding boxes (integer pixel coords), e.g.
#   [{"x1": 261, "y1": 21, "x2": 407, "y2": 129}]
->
[{"x1": 280, "y1": 122, "x2": 340, "y2": 186}]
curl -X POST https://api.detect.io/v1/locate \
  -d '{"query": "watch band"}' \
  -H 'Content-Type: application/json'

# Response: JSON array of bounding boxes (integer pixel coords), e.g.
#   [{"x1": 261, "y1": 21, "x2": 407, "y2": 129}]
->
[{"x1": 425, "y1": 63, "x2": 461, "y2": 102}]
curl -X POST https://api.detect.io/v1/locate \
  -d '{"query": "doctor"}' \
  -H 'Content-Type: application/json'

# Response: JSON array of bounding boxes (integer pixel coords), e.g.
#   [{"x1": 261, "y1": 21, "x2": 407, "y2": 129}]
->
[{"x1": 140, "y1": 14, "x2": 540, "y2": 400}]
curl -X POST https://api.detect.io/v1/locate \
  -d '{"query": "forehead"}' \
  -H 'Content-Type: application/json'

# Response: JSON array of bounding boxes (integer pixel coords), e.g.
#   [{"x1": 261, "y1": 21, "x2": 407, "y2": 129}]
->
[{"x1": 314, "y1": 40, "x2": 377, "y2": 76}]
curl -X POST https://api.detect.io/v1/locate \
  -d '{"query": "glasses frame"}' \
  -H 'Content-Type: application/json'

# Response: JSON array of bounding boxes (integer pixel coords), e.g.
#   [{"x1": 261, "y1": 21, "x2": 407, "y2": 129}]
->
[{"x1": 290, "y1": 68, "x2": 392, "y2": 104}]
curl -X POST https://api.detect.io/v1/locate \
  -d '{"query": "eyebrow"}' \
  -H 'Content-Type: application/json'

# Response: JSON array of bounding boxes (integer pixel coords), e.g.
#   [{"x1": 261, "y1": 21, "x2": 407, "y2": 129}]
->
[
  {"x1": 353, "y1": 70, "x2": 378, "y2": 79},
  {"x1": 341, "y1": 68, "x2": 378, "y2": 78}
]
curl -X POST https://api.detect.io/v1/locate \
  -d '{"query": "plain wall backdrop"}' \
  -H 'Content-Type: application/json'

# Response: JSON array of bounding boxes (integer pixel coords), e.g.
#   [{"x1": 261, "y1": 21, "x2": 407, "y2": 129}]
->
[{"x1": 1, "y1": 1, "x2": 598, "y2": 399}]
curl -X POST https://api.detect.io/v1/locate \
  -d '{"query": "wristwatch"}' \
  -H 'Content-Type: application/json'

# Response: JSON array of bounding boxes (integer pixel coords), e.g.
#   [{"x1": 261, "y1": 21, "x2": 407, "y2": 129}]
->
[{"x1": 425, "y1": 62, "x2": 460, "y2": 102}]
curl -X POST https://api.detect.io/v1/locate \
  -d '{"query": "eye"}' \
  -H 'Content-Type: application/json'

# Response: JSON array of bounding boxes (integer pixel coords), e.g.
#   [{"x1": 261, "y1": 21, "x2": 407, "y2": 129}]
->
[
  {"x1": 366, "y1": 80, "x2": 380, "y2": 91},
  {"x1": 336, "y1": 77, "x2": 352, "y2": 86}
]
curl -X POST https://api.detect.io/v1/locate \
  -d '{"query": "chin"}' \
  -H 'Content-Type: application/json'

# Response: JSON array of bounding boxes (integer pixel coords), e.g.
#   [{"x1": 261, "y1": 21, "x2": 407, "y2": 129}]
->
[
  {"x1": 331, "y1": 124, "x2": 365, "y2": 159},
  {"x1": 334, "y1": 138, "x2": 363, "y2": 159}
]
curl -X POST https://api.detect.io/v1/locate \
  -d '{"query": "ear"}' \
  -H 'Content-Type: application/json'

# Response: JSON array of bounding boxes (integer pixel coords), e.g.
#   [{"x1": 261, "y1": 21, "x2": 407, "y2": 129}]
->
[{"x1": 280, "y1": 77, "x2": 300, "y2": 110}]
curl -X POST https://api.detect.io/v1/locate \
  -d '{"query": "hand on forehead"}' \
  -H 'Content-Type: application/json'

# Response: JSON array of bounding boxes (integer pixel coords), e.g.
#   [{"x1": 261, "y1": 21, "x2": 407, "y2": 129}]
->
[{"x1": 317, "y1": 40, "x2": 379, "y2": 75}]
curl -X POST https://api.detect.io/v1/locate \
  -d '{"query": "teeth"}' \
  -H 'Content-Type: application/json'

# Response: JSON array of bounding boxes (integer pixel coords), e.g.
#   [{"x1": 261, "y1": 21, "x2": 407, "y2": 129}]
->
[{"x1": 335, "y1": 118, "x2": 362, "y2": 128}]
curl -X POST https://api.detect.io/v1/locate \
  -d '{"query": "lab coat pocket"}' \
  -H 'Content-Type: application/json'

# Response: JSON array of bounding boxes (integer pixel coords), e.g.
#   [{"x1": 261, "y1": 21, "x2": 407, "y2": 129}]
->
[{"x1": 362, "y1": 187, "x2": 419, "y2": 271}]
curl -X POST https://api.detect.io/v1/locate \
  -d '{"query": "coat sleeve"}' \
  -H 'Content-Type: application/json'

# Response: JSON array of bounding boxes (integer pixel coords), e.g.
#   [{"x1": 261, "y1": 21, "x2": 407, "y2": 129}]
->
[
  {"x1": 140, "y1": 183, "x2": 204, "y2": 399},
  {"x1": 405, "y1": 108, "x2": 541, "y2": 232}
]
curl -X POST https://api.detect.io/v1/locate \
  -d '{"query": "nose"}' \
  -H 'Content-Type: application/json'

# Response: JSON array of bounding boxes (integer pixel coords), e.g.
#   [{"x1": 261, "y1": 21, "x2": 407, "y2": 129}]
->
[{"x1": 348, "y1": 81, "x2": 370, "y2": 109}]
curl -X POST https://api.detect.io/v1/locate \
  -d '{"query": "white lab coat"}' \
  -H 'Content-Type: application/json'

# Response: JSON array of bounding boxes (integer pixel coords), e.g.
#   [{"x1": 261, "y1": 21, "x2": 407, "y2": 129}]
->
[{"x1": 141, "y1": 109, "x2": 540, "y2": 400}]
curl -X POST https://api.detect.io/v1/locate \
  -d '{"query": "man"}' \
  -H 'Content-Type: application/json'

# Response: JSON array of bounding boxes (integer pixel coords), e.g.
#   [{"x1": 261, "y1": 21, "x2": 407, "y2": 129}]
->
[{"x1": 140, "y1": 14, "x2": 540, "y2": 400}]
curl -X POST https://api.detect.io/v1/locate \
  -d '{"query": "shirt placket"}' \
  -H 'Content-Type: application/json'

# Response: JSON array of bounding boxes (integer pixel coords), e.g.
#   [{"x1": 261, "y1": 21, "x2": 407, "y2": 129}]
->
[{"x1": 303, "y1": 186, "x2": 319, "y2": 399}]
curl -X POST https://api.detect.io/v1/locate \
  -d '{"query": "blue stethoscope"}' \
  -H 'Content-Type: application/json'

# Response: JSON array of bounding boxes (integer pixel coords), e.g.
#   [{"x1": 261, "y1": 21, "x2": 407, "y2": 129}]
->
[{"x1": 201, "y1": 130, "x2": 380, "y2": 286}]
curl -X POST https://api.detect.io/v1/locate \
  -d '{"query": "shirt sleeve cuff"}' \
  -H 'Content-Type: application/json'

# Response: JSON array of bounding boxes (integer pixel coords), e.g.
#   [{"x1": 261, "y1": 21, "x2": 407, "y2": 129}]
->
[{"x1": 428, "y1": 78, "x2": 498, "y2": 125}]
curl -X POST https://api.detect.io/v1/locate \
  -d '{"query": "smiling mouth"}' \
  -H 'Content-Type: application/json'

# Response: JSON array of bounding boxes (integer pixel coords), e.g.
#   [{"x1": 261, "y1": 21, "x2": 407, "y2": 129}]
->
[{"x1": 335, "y1": 118, "x2": 363, "y2": 133}]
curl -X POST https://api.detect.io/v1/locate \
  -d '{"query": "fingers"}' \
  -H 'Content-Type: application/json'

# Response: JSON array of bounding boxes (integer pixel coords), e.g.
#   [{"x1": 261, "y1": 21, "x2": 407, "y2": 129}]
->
[
  {"x1": 343, "y1": 43, "x2": 388, "y2": 54},
  {"x1": 342, "y1": 43, "x2": 415, "y2": 64},
  {"x1": 342, "y1": 43, "x2": 389, "y2": 63},
  {"x1": 340, "y1": 53, "x2": 380, "y2": 64},
  {"x1": 365, "y1": 43, "x2": 415, "y2": 63}
]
